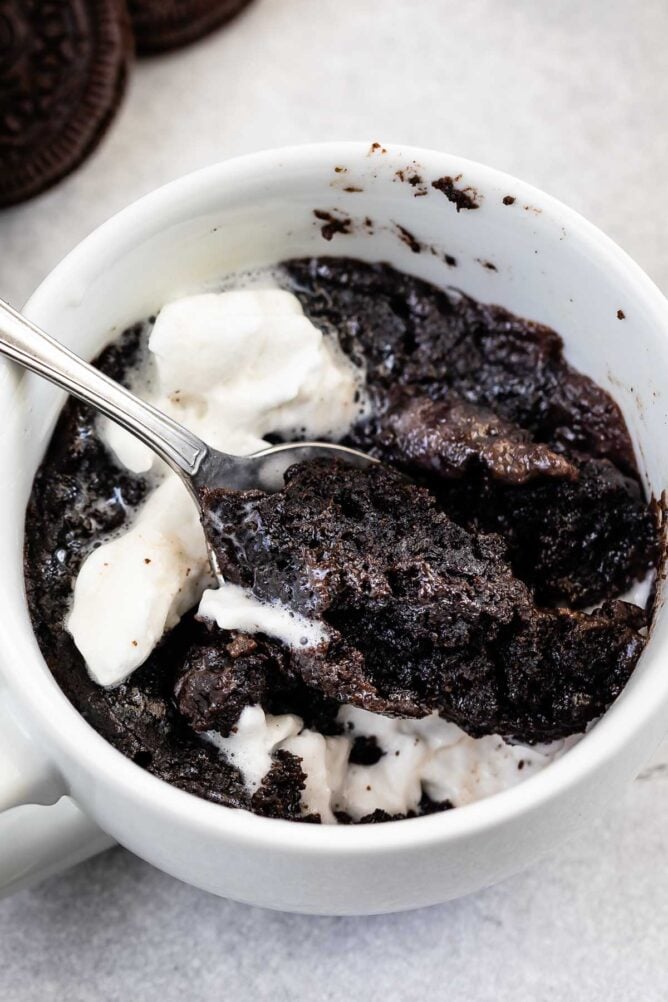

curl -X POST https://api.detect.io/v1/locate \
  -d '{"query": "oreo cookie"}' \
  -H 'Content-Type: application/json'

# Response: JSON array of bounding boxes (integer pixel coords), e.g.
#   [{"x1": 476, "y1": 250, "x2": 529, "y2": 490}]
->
[
  {"x1": 128, "y1": 0, "x2": 253, "y2": 55},
  {"x1": 0, "y1": 0, "x2": 132, "y2": 208}
]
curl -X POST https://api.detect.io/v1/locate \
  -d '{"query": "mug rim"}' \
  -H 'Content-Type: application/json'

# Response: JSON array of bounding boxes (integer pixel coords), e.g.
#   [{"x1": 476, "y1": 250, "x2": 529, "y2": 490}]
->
[{"x1": 4, "y1": 140, "x2": 668, "y2": 855}]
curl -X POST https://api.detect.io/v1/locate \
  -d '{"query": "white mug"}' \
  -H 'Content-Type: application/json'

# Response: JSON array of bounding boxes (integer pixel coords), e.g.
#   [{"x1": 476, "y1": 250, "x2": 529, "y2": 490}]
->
[{"x1": 1, "y1": 143, "x2": 667, "y2": 914}]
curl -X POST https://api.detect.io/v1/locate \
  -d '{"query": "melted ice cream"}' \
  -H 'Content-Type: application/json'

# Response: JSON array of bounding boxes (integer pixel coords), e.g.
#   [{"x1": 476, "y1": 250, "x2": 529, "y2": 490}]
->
[
  {"x1": 68, "y1": 288, "x2": 364, "y2": 686},
  {"x1": 208, "y1": 704, "x2": 576, "y2": 823},
  {"x1": 198, "y1": 583, "x2": 327, "y2": 650}
]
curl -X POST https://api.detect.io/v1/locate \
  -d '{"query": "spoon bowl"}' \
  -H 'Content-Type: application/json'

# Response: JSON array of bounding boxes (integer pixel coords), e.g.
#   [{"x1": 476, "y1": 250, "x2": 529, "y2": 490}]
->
[{"x1": 193, "y1": 439, "x2": 376, "y2": 495}]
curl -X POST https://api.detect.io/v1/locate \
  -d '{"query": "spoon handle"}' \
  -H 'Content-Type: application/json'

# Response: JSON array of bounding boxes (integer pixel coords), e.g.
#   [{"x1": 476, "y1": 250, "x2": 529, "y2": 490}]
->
[{"x1": 0, "y1": 299, "x2": 206, "y2": 480}]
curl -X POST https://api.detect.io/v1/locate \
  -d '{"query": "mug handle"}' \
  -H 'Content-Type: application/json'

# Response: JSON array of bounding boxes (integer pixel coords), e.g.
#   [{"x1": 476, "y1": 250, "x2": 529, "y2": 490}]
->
[{"x1": 0, "y1": 690, "x2": 114, "y2": 897}]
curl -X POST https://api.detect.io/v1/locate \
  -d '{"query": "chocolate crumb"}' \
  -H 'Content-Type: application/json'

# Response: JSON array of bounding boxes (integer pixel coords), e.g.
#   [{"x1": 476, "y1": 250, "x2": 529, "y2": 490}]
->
[
  {"x1": 349, "y1": 735, "x2": 384, "y2": 766},
  {"x1": 227, "y1": 634, "x2": 258, "y2": 658},
  {"x1": 313, "y1": 209, "x2": 352, "y2": 241},
  {"x1": 617, "y1": 310, "x2": 626, "y2": 320},
  {"x1": 395, "y1": 168, "x2": 424, "y2": 187},
  {"x1": 395, "y1": 223, "x2": 421, "y2": 253},
  {"x1": 502, "y1": 195, "x2": 516, "y2": 206},
  {"x1": 431, "y1": 176, "x2": 480, "y2": 211}
]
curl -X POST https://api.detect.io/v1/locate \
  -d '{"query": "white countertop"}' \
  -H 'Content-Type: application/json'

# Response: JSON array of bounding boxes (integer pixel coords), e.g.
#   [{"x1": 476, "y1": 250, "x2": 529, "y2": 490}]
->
[{"x1": 1, "y1": 0, "x2": 667, "y2": 997}]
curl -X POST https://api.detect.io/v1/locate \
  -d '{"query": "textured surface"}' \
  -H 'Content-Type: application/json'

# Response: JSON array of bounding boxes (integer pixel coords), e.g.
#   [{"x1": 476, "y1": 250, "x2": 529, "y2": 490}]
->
[
  {"x1": 287, "y1": 258, "x2": 659, "y2": 607},
  {"x1": 203, "y1": 459, "x2": 649, "y2": 739},
  {"x1": 1, "y1": 0, "x2": 668, "y2": 996},
  {"x1": 0, "y1": 0, "x2": 132, "y2": 206},
  {"x1": 127, "y1": 0, "x2": 253, "y2": 55}
]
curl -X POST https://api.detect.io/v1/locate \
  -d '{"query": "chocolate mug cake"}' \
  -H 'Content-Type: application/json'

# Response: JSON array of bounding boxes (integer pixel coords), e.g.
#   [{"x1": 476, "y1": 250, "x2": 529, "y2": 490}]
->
[{"x1": 24, "y1": 257, "x2": 659, "y2": 824}]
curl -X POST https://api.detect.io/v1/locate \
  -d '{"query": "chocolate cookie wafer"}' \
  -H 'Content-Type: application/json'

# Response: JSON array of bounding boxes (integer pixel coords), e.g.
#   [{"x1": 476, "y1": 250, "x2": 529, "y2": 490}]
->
[
  {"x1": 0, "y1": 0, "x2": 132, "y2": 208},
  {"x1": 128, "y1": 0, "x2": 253, "y2": 55}
]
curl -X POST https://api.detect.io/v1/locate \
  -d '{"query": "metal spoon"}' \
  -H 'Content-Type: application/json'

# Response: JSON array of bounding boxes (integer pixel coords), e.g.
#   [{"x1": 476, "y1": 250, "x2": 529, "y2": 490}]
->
[{"x1": 0, "y1": 299, "x2": 375, "y2": 502}]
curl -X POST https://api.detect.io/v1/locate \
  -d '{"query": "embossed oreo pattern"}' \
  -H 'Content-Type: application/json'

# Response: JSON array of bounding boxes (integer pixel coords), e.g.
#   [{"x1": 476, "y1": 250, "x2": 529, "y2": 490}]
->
[
  {"x1": 0, "y1": 0, "x2": 132, "y2": 207},
  {"x1": 128, "y1": 0, "x2": 252, "y2": 55}
]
